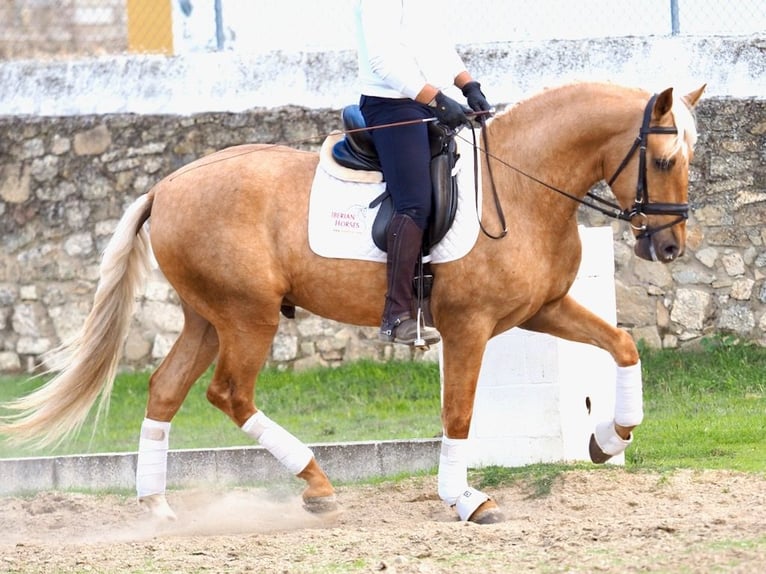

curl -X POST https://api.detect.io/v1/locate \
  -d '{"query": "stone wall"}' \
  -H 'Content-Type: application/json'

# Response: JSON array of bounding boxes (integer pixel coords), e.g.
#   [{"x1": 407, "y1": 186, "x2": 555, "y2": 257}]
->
[{"x1": 1, "y1": 98, "x2": 765, "y2": 373}]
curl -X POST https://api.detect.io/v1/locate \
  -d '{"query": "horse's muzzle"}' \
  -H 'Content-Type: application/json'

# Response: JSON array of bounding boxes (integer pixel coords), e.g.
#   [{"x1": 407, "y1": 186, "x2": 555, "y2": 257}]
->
[{"x1": 634, "y1": 233, "x2": 683, "y2": 263}]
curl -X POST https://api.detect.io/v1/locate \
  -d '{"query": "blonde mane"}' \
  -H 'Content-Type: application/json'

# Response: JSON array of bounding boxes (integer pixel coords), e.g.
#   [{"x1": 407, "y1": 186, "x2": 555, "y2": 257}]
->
[
  {"x1": 667, "y1": 94, "x2": 699, "y2": 159},
  {"x1": 486, "y1": 82, "x2": 699, "y2": 161}
]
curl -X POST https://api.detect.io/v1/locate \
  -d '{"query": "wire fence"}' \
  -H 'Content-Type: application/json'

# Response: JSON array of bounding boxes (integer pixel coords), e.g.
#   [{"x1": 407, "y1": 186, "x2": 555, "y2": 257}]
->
[{"x1": 1, "y1": 0, "x2": 764, "y2": 61}]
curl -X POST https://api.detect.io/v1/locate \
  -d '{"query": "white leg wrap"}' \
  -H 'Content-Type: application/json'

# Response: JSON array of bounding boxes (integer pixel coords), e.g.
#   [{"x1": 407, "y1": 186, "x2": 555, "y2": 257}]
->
[
  {"x1": 438, "y1": 437, "x2": 492, "y2": 521},
  {"x1": 615, "y1": 361, "x2": 644, "y2": 427},
  {"x1": 593, "y1": 420, "x2": 633, "y2": 457},
  {"x1": 242, "y1": 411, "x2": 313, "y2": 475},
  {"x1": 136, "y1": 418, "x2": 171, "y2": 498},
  {"x1": 455, "y1": 487, "x2": 491, "y2": 522},
  {"x1": 438, "y1": 436, "x2": 469, "y2": 507}
]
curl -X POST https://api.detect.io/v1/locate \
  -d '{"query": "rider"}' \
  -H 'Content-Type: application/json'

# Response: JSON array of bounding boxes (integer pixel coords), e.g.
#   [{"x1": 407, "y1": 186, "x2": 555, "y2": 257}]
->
[{"x1": 355, "y1": 0, "x2": 492, "y2": 346}]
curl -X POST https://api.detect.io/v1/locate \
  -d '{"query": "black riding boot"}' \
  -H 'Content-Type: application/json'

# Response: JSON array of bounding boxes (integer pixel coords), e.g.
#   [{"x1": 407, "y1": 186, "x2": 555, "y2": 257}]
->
[{"x1": 379, "y1": 213, "x2": 441, "y2": 346}]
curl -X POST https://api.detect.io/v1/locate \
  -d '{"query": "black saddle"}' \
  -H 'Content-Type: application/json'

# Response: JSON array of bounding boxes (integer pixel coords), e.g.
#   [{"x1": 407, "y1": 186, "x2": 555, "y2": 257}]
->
[{"x1": 331, "y1": 105, "x2": 460, "y2": 252}]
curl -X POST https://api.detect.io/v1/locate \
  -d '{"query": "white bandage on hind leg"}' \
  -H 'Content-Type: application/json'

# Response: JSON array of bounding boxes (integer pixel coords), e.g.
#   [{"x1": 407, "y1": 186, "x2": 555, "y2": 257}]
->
[
  {"x1": 242, "y1": 411, "x2": 313, "y2": 475},
  {"x1": 438, "y1": 436, "x2": 469, "y2": 507},
  {"x1": 614, "y1": 361, "x2": 644, "y2": 427},
  {"x1": 136, "y1": 418, "x2": 171, "y2": 498}
]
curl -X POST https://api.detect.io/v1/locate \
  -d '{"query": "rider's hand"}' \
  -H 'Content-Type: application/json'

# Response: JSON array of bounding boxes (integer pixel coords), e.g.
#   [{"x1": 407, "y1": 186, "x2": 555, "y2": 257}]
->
[
  {"x1": 429, "y1": 91, "x2": 469, "y2": 129},
  {"x1": 461, "y1": 81, "x2": 492, "y2": 117}
]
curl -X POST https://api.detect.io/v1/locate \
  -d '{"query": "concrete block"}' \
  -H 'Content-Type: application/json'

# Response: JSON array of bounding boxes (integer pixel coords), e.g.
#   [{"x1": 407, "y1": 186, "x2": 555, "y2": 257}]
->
[
  {"x1": 53, "y1": 453, "x2": 135, "y2": 491},
  {"x1": 313, "y1": 442, "x2": 378, "y2": 483},
  {"x1": 377, "y1": 439, "x2": 439, "y2": 476},
  {"x1": 0, "y1": 456, "x2": 57, "y2": 495},
  {"x1": 449, "y1": 226, "x2": 623, "y2": 468}
]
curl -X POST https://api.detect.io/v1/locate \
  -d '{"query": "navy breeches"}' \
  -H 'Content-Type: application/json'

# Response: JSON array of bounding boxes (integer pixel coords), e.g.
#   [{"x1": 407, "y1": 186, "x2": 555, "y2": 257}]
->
[{"x1": 359, "y1": 95, "x2": 433, "y2": 230}]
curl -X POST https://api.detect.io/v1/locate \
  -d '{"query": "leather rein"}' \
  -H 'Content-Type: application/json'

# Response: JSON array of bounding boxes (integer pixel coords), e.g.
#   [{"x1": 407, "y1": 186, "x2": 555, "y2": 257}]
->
[{"x1": 468, "y1": 93, "x2": 689, "y2": 241}]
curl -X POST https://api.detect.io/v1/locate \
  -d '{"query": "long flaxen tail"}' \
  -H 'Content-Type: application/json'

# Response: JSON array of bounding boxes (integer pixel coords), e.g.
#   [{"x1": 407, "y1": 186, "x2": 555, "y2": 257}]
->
[{"x1": 0, "y1": 192, "x2": 154, "y2": 448}]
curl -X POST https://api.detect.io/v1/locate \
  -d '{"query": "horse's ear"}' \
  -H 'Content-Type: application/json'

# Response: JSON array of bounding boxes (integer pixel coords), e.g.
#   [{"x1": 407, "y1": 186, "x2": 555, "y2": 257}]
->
[
  {"x1": 653, "y1": 88, "x2": 674, "y2": 119},
  {"x1": 683, "y1": 84, "x2": 706, "y2": 109}
]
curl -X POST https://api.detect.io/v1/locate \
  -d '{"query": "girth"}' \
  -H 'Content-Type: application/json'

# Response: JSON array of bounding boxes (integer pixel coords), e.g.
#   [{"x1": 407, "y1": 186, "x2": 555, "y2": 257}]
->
[{"x1": 331, "y1": 105, "x2": 460, "y2": 252}]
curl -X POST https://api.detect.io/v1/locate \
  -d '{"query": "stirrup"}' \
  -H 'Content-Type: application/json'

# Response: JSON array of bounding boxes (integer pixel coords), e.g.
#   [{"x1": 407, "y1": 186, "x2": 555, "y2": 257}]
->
[
  {"x1": 410, "y1": 308, "x2": 434, "y2": 348},
  {"x1": 379, "y1": 312, "x2": 440, "y2": 348}
]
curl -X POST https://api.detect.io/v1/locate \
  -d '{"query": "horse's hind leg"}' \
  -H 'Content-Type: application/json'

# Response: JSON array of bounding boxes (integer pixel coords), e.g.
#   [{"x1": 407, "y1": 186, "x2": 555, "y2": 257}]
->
[
  {"x1": 138, "y1": 301, "x2": 219, "y2": 519},
  {"x1": 206, "y1": 323, "x2": 337, "y2": 513}
]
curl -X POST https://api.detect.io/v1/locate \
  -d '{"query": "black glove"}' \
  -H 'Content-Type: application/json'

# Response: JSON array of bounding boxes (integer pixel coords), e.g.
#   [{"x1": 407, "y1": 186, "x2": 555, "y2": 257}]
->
[
  {"x1": 430, "y1": 91, "x2": 469, "y2": 129},
  {"x1": 461, "y1": 81, "x2": 492, "y2": 116}
]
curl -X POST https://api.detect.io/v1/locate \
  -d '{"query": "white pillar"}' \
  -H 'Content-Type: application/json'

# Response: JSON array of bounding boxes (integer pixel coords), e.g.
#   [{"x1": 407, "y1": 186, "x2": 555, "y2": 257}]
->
[{"x1": 447, "y1": 226, "x2": 623, "y2": 467}]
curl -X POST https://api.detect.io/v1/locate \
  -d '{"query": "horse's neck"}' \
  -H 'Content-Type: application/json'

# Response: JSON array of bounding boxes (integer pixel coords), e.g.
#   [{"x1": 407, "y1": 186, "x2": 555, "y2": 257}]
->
[{"x1": 485, "y1": 84, "x2": 638, "y2": 211}]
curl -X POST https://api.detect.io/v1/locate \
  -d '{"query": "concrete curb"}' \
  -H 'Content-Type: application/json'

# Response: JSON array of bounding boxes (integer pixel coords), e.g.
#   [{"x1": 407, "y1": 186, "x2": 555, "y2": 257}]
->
[{"x1": 0, "y1": 438, "x2": 441, "y2": 496}]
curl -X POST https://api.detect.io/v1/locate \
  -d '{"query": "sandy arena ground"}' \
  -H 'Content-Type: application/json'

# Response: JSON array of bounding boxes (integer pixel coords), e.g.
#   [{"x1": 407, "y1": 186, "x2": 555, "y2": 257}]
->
[{"x1": 1, "y1": 468, "x2": 765, "y2": 573}]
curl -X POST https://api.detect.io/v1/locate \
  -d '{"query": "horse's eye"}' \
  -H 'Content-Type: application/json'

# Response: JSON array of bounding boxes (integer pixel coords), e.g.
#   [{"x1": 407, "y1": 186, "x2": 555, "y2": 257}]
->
[{"x1": 654, "y1": 157, "x2": 676, "y2": 171}]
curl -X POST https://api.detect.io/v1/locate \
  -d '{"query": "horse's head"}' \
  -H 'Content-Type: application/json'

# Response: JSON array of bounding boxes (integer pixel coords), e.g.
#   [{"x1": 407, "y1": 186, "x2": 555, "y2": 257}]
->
[{"x1": 607, "y1": 85, "x2": 706, "y2": 263}]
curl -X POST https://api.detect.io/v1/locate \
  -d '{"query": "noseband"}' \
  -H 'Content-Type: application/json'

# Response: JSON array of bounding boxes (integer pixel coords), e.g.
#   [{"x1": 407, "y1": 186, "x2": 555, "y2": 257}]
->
[{"x1": 606, "y1": 93, "x2": 689, "y2": 239}]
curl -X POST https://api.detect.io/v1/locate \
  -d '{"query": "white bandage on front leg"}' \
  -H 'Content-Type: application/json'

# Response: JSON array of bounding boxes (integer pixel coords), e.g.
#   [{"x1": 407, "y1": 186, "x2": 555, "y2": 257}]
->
[
  {"x1": 455, "y1": 487, "x2": 490, "y2": 522},
  {"x1": 438, "y1": 437, "x2": 491, "y2": 521},
  {"x1": 438, "y1": 436, "x2": 469, "y2": 507},
  {"x1": 615, "y1": 360, "x2": 644, "y2": 427},
  {"x1": 136, "y1": 418, "x2": 171, "y2": 498},
  {"x1": 593, "y1": 420, "x2": 632, "y2": 457},
  {"x1": 242, "y1": 411, "x2": 313, "y2": 475}
]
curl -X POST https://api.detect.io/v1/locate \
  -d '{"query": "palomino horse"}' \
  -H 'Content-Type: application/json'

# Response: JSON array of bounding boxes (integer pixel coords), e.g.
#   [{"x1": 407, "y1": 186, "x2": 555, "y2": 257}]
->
[{"x1": 0, "y1": 82, "x2": 705, "y2": 524}]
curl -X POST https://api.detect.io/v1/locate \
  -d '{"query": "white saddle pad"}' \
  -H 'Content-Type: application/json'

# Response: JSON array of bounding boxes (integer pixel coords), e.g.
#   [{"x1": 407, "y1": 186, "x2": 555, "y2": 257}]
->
[{"x1": 308, "y1": 130, "x2": 482, "y2": 264}]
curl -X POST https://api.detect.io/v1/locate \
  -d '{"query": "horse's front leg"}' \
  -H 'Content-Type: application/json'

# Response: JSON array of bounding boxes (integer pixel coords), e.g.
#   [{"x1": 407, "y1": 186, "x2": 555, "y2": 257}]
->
[
  {"x1": 439, "y1": 323, "x2": 505, "y2": 524},
  {"x1": 520, "y1": 294, "x2": 643, "y2": 462}
]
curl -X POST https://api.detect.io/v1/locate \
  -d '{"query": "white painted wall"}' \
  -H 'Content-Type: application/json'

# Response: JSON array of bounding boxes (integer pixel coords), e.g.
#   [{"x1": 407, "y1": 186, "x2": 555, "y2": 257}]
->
[{"x1": 0, "y1": 34, "x2": 762, "y2": 117}]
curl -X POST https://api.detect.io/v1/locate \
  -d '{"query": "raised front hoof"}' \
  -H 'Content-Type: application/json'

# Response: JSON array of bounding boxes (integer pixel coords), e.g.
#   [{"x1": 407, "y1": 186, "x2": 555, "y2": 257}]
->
[
  {"x1": 303, "y1": 494, "x2": 339, "y2": 514},
  {"x1": 469, "y1": 500, "x2": 505, "y2": 525},
  {"x1": 590, "y1": 420, "x2": 633, "y2": 464},
  {"x1": 139, "y1": 494, "x2": 177, "y2": 521},
  {"x1": 589, "y1": 432, "x2": 613, "y2": 464}
]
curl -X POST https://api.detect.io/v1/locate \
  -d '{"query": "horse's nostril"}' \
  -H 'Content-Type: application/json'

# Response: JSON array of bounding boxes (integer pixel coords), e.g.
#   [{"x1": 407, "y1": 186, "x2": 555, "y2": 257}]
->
[{"x1": 663, "y1": 244, "x2": 680, "y2": 261}]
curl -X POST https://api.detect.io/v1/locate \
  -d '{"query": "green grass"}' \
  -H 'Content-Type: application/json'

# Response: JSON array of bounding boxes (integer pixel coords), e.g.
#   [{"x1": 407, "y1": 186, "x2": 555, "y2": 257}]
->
[
  {"x1": 1, "y1": 341, "x2": 764, "y2": 476},
  {"x1": 0, "y1": 359, "x2": 443, "y2": 458},
  {"x1": 628, "y1": 340, "x2": 766, "y2": 472},
  {"x1": 473, "y1": 461, "x2": 598, "y2": 497}
]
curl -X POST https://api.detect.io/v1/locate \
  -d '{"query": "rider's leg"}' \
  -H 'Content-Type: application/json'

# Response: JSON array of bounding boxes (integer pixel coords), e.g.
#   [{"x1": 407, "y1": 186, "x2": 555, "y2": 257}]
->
[{"x1": 360, "y1": 96, "x2": 441, "y2": 346}]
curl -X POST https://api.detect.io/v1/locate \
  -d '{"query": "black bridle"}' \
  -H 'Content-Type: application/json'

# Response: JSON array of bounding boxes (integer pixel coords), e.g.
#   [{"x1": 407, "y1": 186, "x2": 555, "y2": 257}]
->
[
  {"x1": 468, "y1": 93, "x2": 690, "y2": 241},
  {"x1": 602, "y1": 93, "x2": 689, "y2": 239}
]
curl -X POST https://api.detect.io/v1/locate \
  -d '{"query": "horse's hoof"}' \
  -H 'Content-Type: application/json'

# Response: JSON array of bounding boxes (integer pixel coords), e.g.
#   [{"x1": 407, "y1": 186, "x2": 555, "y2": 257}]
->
[
  {"x1": 470, "y1": 506, "x2": 505, "y2": 524},
  {"x1": 303, "y1": 494, "x2": 339, "y2": 514},
  {"x1": 139, "y1": 494, "x2": 177, "y2": 521},
  {"x1": 462, "y1": 497, "x2": 505, "y2": 524},
  {"x1": 589, "y1": 432, "x2": 612, "y2": 464}
]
